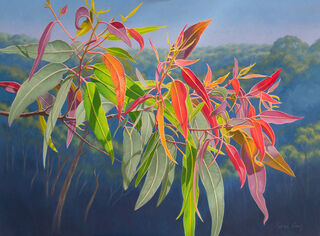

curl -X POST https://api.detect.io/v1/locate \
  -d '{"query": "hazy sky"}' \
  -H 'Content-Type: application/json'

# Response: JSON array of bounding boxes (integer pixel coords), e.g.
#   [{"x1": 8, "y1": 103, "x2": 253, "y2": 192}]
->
[{"x1": 1, "y1": 0, "x2": 320, "y2": 47}]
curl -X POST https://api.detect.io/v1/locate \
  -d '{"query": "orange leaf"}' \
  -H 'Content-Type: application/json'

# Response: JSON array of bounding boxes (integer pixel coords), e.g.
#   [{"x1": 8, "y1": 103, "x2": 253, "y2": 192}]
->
[
  {"x1": 250, "y1": 121, "x2": 265, "y2": 161},
  {"x1": 171, "y1": 80, "x2": 188, "y2": 139},
  {"x1": 157, "y1": 101, "x2": 178, "y2": 164},
  {"x1": 204, "y1": 64, "x2": 212, "y2": 87},
  {"x1": 231, "y1": 78, "x2": 240, "y2": 96},
  {"x1": 103, "y1": 53, "x2": 126, "y2": 121}
]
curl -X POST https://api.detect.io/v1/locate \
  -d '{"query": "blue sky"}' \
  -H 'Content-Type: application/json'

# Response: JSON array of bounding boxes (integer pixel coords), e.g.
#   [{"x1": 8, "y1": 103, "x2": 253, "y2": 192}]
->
[{"x1": 1, "y1": 0, "x2": 320, "y2": 47}]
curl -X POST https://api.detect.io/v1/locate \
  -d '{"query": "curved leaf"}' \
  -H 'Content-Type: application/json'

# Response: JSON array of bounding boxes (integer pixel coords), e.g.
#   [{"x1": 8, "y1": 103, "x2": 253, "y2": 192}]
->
[
  {"x1": 9, "y1": 63, "x2": 68, "y2": 126},
  {"x1": 105, "y1": 26, "x2": 166, "y2": 40},
  {"x1": 84, "y1": 82, "x2": 114, "y2": 162},
  {"x1": 248, "y1": 69, "x2": 282, "y2": 95},
  {"x1": 127, "y1": 28, "x2": 144, "y2": 54},
  {"x1": 105, "y1": 47, "x2": 136, "y2": 62},
  {"x1": 122, "y1": 128, "x2": 143, "y2": 190},
  {"x1": 107, "y1": 22, "x2": 132, "y2": 48},
  {"x1": 29, "y1": 21, "x2": 56, "y2": 80},
  {"x1": 200, "y1": 151, "x2": 224, "y2": 236},
  {"x1": 75, "y1": 6, "x2": 90, "y2": 30},
  {"x1": 103, "y1": 53, "x2": 126, "y2": 120},
  {"x1": 135, "y1": 144, "x2": 169, "y2": 210},
  {"x1": 171, "y1": 80, "x2": 188, "y2": 138},
  {"x1": 0, "y1": 81, "x2": 20, "y2": 93},
  {"x1": 43, "y1": 77, "x2": 72, "y2": 167}
]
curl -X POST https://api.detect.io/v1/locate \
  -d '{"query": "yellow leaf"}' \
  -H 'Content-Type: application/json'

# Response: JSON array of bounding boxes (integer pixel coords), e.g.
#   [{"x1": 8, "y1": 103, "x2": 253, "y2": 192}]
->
[
  {"x1": 125, "y1": 2, "x2": 143, "y2": 20},
  {"x1": 77, "y1": 19, "x2": 91, "y2": 37},
  {"x1": 36, "y1": 100, "x2": 58, "y2": 153},
  {"x1": 238, "y1": 63, "x2": 256, "y2": 77},
  {"x1": 157, "y1": 101, "x2": 177, "y2": 164},
  {"x1": 209, "y1": 72, "x2": 230, "y2": 86}
]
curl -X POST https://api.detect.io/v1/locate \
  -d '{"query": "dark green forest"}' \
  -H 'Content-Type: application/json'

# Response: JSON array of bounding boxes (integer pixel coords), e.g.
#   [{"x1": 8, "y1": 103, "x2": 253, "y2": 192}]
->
[{"x1": 0, "y1": 32, "x2": 319, "y2": 235}]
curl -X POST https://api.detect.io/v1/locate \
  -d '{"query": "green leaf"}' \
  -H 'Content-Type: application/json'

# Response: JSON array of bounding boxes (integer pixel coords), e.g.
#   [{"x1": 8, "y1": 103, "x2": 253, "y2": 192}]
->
[
  {"x1": 76, "y1": 96, "x2": 114, "y2": 127},
  {"x1": 134, "y1": 144, "x2": 169, "y2": 210},
  {"x1": 189, "y1": 102, "x2": 204, "y2": 122},
  {"x1": 105, "y1": 47, "x2": 136, "y2": 63},
  {"x1": 210, "y1": 87, "x2": 228, "y2": 100},
  {"x1": 141, "y1": 110, "x2": 155, "y2": 145},
  {"x1": 93, "y1": 63, "x2": 145, "y2": 106},
  {"x1": 8, "y1": 63, "x2": 68, "y2": 125},
  {"x1": 84, "y1": 82, "x2": 115, "y2": 162},
  {"x1": 135, "y1": 131, "x2": 159, "y2": 187},
  {"x1": 122, "y1": 128, "x2": 143, "y2": 190},
  {"x1": 0, "y1": 40, "x2": 73, "y2": 63},
  {"x1": 105, "y1": 26, "x2": 167, "y2": 41},
  {"x1": 43, "y1": 77, "x2": 73, "y2": 167},
  {"x1": 200, "y1": 151, "x2": 224, "y2": 236},
  {"x1": 157, "y1": 161, "x2": 175, "y2": 206}
]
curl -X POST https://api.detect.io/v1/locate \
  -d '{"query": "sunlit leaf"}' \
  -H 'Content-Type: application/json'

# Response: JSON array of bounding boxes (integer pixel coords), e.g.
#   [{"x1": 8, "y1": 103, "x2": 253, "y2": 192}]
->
[
  {"x1": 248, "y1": 69, "x2": 282, "y2": 95},
  {"x1": 77, "y1": 19, "x2": 91, "y2": 36},
  {"x1": 128, "y1": 28, "x2": 144, "y2": 54},
  {"x1": 105, "y1": 26, "x2": 167, "y2": 40},
  {"x1": 105, "y1": 47, "x2": 136, "y2": 62},
  {"x1": 107, "y1": 22, "x2": 132, "y2": 48},
  {"x1": 84, "y1": 82, "x2": 114, "y2": 162}
]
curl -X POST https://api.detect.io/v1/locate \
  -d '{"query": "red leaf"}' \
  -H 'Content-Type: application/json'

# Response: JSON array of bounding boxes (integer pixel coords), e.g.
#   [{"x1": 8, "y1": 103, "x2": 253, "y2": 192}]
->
[
  {"x1": 61, "y1": 5, "x2": 68, "y2": 15},
  {"x1": 241, "y1": 145, "x2": 268, "y2": 224},
  {"x1": 127, "y1": 28, "x2": 144, "y2": 54},
  {"x1": 0, "y1": 81, "x2": 20, "y2": 93},
  {"x1": 225, "y1": 143, "x2": 246, "y2": 188},
  {"x1": 257, "y1": 119, "x2": 275, "y2": 146},
  {"x1": 107, "y1": 22, "x2": 132, "y2": 48},
  {"x1": 260, "y1": 92, "x2": 280, "y2": 104},
  {"x1": 176, "y1": 19, "x2": 212, "y2": 59},
  {"x1": 204, "y1": 64, "x2": 212, "y2": 86},
  {"x1": 267, "y1": 79, "x2": 281, "y2": 93},
  {"x1": 29, "y1": 21, "x2": 56, "y2": 80},
  {"x1": 248, "y1": 69, "x2": 282, "y2": 95},
  {"x1": 123, "y1": 94, "x2": 154, "y2": 115},
  {"x1": 149, "y1": 39, "x2": 159, "y2": 62},
  {"x1": 248, "y1": 105, "x2": 255, "y2": 118},
  {"x1": 75, "y1": 7, "x2": 90, "y2": 30},
  {"x1": 181, "y1": 67, "x2": 212, "y2": 111},
  {"x1": 175, "y1": 24, "x2": 187, "y2": 47},
  {"x1": 171, "y1": 80, "x2": 188, "y2": 138},
  {"x1": 103, "y1": 53, "x2": 126, "y2": 121},
  {"x1": 174, "y1": 59, "x2": 199, "y2": 67},
  {"x1": 259, "y1": 110, "x2": 303, "y2": 124},
  {"x1": 250, "y1": 121, "x2": 265, "y2": 161},
  {"x1": 231, "y1": 78, "x2": 240, "y2": 96}
]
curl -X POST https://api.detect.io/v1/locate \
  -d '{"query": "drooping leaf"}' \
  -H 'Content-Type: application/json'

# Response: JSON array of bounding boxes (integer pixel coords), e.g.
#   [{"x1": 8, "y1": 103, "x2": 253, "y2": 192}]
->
[
  {"x1": 107, "y1": 22, "x2": 132, "y2": 48},
  {"x1": 259, "y1": 110, "x2": 303, "y2": 124},
  {"x1": 171, "y1": 80, "x2": 188, "y2": 138},
  {"x1": 105, "y1": 47, "x2": 136, "y2": 62},
  {"x1": 257, "y1": 119, "x2": 275, "y2": 145},
  {"x1": 141, "y1": 110, "x2": 155, "y2": 145},
  {"x1": 135, "y1": 131, "x2": 160, "y2": 186},
  {"x1": 176, "y1": 19, "x2": 212, "y2": 59},
  {"x1": 75, "y1": 6, "x2": 90, "y2": 30},
  {"x1": 135, "y1": 68, "x2": 148, "y2": 87},
  {"x1": 9, "y1": 63, "x2": 68, "y2": 125},
  {"x1": 200, "y1": 151, "x2": 224, "y2": 236},
  {"x1": 135, "y1": 144, "x2": 169, "y2": 210},
  {"x1": 0, "y1": 81, "x2": 20, "y2": 93},
  {"x1": 103, "y1": 53, "x2": 126, "y2": 120},
  {"x1": 157, "y1": 101, "x2": 177, "y2": 164},
  {"x1": 157, "y1": 161, "x2": 175, "y2": 206},
  {"x1": 77, "y1": 19, "x2": 92, "y2": 36},
  {"x1": 29, "y1": 21, "x2": 56, "y2": 80},
  {"x1": 250, "y1": 121, "x2": 265, "y2": 161},
  {"x1": 0, "y1": 40, "x2": 73, "y2": 63},
  {"x1": 122, "y1": 128, "x2": 143, "y2": 190},
  {"x1": 225, "y1": 143, "x2": 246, "y2": 188},
  {"x1": 241, "y1": 144, "x2": 268, "y2": 224},
  {"x1": 263, "y1": 137, "x2": 295, "y2": 177},
  {"x1": 84, "y1": 82, "x2": 114, "y2": 162},
  {"x1": 43, "y1": 77, "x2": 73, "y2": 167},
  {"x1": 127, "y1": 28, "x2": 144, "y2": 54},
  {"x1": 181, "y1": 67, "x2": 212, "y2": 111},
  {"x1": 248, "y1": 69, "x2": 282, "y2": 95},
  {"x1": 36, "y1": 99, "x2": 58, "y2": 153}
]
